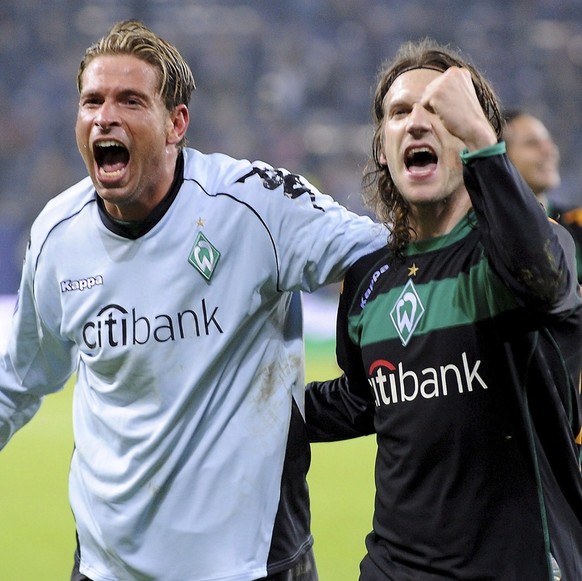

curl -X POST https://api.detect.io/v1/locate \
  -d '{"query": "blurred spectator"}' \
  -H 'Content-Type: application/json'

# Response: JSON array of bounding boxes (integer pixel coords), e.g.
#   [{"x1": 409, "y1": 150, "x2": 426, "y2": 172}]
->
[{"x1": 504, "y1": 109, "x2": 582, "y2": 282}]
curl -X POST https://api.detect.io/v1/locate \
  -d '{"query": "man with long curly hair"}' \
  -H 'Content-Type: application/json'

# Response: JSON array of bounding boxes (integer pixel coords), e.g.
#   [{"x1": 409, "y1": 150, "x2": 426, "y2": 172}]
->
[{"x1": 307, "y1": 39, "x2": 582, "y2": 580}]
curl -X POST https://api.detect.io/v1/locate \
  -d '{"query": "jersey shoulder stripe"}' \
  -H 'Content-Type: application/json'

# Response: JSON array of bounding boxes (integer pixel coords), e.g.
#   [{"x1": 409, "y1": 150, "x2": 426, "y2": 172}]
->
[
  {"x1": 29, "y1": 177, "x2": 96, "y2": 271},
  {"x1": 346, "y1": 225, "x2": 520, "y2": 348}
]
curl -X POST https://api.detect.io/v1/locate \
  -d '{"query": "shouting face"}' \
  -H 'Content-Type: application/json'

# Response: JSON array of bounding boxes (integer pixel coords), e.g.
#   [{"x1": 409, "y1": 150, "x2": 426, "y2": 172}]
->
[
  {"x1": 76, "y1": 54, "x2": 188, "y2": 221},
  {"x1": 379, "y1": 68, "x2": 467, "y2": 212}
]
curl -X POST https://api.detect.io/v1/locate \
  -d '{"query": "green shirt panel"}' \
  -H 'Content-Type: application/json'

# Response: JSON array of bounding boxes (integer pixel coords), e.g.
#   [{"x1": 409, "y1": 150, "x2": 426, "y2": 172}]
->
[{"x1": 351, "y1": 253, "x2": 520, "y2": 348}]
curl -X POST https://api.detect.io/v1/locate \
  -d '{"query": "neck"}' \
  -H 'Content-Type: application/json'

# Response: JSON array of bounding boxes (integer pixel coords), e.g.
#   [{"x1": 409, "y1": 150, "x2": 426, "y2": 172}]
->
[{"x1": 410, "y1": 193, "x2": 472, "y2": 241}]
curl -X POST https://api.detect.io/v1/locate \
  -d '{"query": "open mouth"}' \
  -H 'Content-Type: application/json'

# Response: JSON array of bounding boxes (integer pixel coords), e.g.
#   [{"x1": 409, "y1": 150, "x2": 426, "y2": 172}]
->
[
  {"x1": 405, "y1": 146, "x2": 438, "y2": 172},
  {"x1": 94, "y1": 140, "x2": 130, "y2": 176}
]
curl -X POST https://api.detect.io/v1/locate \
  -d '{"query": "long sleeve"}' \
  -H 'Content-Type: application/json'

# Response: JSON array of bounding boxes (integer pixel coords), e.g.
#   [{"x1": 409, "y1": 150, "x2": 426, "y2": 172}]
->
[
  {"x1": 465, "y1": 148, "x2": 582, "y2": 580},
  {"x1": 463, "y1": 148, "x2": 579, "y2": 314},
  {"x1": 227, "y1": 160, "x2": 388, "y2": 292},
  {"x1": 0, "y1": 226, "x2": 77, "y2": 449},
  {"x1": 305, "y1": 250, "x2": 384, "y2": 442},
  {"x1": 305, "y1": 374, "x2": 375, "y2": 442}
]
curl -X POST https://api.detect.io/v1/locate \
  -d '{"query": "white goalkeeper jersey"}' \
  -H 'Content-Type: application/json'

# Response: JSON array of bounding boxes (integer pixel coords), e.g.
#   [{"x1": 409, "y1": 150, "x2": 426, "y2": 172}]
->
[{"x1": 0, "y1": 148, "x2": 385, "y2": 581}]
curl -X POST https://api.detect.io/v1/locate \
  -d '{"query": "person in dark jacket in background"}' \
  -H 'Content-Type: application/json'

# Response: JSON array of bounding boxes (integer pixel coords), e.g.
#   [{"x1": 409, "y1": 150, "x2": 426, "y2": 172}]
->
[{"x1": 504, "y1": 108, "x2": 582, "y2": 283}]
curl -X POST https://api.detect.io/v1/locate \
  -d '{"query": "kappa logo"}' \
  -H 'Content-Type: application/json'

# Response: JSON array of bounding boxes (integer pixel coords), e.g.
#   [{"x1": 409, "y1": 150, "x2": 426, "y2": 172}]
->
[
  {"x1": 60, "y1": 275, "x2": 104, "y2": 293},
  {"x1": 360, "y1": 264, "x2": 389, "y2": 309},
  {"x1": 189, "y1": 232, "x2": 221, "y2": 281},
  {"x1": 236, "y1": 166, "x2": 324, "y2": 211},
  {"x1": 390, "y1": 279, "x2": 425, "y2": 346}
]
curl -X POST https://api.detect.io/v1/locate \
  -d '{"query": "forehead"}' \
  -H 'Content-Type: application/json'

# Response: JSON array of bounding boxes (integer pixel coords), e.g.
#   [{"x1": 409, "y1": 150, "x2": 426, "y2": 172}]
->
[
  {"x1": 81, "y1": 54, "x2": 159, "y2": 92},
  {"x1": 508, "y1": 115, "x2": 551, "y2": 142},
  {"x1": 383, "y1": 68, "x2": 442, "y2": 107}
]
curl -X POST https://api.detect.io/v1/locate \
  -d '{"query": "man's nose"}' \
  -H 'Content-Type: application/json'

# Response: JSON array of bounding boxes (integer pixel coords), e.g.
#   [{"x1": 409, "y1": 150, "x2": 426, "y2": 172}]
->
[
  {"x1": 94, "y1": 102, "x2": 120, "y2": 130},
  {"x1": 406, "y1": 103, "x2": 432, "y2": 134}
]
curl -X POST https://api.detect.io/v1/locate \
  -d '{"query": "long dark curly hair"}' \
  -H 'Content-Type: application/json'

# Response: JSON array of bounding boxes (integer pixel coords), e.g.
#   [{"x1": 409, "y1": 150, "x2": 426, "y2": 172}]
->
[{"x1": 363, "y1": 38, "x2": 504, "y2": 258}]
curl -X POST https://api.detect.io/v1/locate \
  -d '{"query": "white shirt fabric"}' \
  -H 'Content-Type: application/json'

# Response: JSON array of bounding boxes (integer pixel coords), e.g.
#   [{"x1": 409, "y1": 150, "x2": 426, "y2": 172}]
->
[{"x1": 0, "y1": 148, "x2": 385, "y2": 581}]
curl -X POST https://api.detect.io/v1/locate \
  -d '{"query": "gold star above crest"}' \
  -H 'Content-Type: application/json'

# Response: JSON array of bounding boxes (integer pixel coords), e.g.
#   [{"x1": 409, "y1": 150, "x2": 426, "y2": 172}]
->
[
  {"x1": 196, "y1": 217, "x2": 205, "y2": 227},
  {"x1": 408, "y1": 263, "x2": 419, "y2": 277}
]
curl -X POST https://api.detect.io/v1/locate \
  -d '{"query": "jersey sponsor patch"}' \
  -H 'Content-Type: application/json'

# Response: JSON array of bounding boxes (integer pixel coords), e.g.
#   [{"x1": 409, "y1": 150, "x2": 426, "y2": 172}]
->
[
  {"x1": 367, "y1": 352, "x2": 489, "y2": 407},
  {"x1": 189, "y1": 232, "x2": 221, "y2": 281},
  {"x1": 390, "y1": 279, "x2": 424, "y2": 346},
  {"x1": 236, "y1": 166, "x2": 324, "y2": 211},
  {"x1": 81, "y1": 299, "x2": 223, "y2": 350}
]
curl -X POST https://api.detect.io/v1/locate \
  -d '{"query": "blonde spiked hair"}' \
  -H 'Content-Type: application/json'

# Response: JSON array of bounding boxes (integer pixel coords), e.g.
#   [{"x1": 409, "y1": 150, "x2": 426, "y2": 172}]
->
[{"x1": 77, "y1": 20, "x2": 196, "y2": 147}]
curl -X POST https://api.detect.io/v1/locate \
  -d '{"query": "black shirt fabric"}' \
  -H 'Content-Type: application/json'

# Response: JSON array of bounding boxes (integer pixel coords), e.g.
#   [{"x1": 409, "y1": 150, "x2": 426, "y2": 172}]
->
[{"x1": 307, "y1": 153, "x2": 582, "y2": 580}]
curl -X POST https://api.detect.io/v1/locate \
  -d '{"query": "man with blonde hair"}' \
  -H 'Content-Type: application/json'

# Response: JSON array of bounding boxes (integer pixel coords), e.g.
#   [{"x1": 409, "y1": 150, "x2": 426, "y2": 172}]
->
[{"x1": 0, "y1": 20, "x2": 386, "y2": 581}]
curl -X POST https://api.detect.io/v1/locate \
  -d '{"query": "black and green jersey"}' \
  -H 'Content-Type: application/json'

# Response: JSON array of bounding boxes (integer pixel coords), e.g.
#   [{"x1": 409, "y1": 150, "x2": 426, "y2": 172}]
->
[{"x1": 307, "y1": 152, "x2": 582, "y2": 580}]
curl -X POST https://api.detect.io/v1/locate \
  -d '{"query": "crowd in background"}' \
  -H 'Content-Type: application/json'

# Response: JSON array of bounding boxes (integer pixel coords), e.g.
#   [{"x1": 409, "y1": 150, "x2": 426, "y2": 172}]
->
[{"x1": 1, "y1": 0, "x2": 582, "y2": 293}]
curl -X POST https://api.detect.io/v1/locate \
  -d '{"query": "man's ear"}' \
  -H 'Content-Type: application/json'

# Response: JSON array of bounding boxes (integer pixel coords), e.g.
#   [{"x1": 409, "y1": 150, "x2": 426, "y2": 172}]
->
[{"x1": 167, "y1": 104, "x2": 189, "y2": 145}]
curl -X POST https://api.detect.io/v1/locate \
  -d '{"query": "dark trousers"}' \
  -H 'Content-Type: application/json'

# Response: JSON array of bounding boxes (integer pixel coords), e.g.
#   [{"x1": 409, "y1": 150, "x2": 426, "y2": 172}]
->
[{"x1": 71, "y1": 546, "x2": 318, "y2": 581}]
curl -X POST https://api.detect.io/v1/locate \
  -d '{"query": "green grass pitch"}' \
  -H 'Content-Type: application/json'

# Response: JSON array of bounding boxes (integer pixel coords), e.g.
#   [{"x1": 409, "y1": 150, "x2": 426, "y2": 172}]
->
[{"x1": 0, "y1": 338, "x2": 376, "y2": 580}]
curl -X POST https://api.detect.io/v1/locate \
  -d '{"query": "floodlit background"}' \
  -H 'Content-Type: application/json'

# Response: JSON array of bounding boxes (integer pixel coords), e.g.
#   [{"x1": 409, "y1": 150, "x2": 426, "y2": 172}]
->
[
  {"x1": 1, "y1": 0, "x2": 582, "y2": 294},
  {"x1": 1, "y1": 0, "x2": 581, "y2": 578}
]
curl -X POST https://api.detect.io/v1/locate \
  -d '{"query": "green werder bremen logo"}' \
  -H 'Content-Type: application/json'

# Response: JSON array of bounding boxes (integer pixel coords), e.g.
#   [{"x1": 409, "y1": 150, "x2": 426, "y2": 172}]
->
[
  {"x1": 390, "y1": 279, "x2": 425, "y2": 346},
  {"x1": 189, "y1": 232, "x2": 221, "y2": 281}
]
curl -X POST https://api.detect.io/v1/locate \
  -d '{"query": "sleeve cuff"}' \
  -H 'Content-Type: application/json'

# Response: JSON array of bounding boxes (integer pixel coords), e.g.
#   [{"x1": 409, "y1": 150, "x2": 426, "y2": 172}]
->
[{"x1": 460, "y1": 141, "x2": 506, "y2": 164}]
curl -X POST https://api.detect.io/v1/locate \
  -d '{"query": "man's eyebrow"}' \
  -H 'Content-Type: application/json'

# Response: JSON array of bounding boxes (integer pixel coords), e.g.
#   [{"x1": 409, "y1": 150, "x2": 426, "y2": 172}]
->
[
  {"x1": 79, "y1": 88, "x2": 151, "y2": 100},
  {"x1": 116, "y1": 88, "x2": 152, "y2": 101},
  {"x1": 384, "y1": 95, "x2": 411, "y2": 111},
  {"x1": 79, "y1": 88, "x2": 100, "y2": 98}
]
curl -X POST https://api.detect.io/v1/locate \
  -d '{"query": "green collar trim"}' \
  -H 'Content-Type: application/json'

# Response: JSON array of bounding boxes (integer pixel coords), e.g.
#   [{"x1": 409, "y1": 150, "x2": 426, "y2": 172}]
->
[{"x1": 407, "y1": 211, "x2": 475, "y2": 255}]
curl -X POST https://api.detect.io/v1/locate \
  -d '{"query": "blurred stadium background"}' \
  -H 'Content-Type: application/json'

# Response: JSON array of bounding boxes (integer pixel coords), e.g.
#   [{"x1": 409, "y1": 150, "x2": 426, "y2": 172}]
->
[{"x1": 1, "y1": 0, "x2": 582, "y2": 578}]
